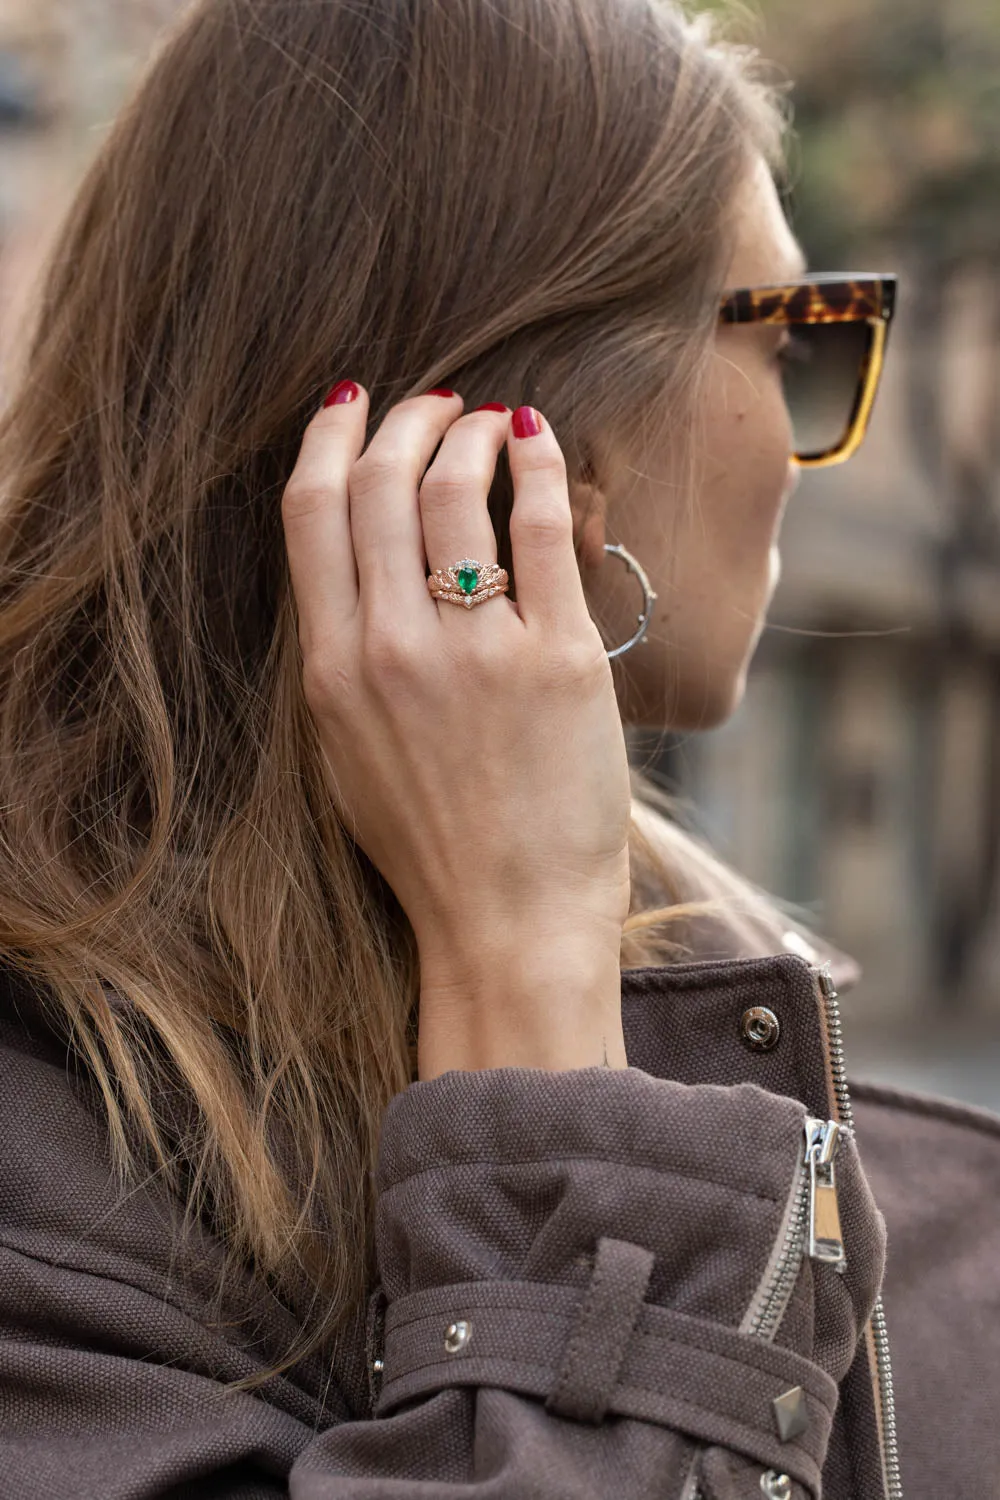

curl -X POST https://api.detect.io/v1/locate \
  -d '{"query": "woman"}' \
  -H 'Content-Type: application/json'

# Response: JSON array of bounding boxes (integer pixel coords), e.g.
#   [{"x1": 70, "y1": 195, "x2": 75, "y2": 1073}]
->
[{"x1": 0, "y1": 0, "x2": 996, "y2": 1496}]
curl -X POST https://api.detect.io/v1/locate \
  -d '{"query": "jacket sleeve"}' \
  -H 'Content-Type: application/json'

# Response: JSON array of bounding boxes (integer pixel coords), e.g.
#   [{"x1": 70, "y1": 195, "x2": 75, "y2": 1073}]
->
[
  {"x1": 289, "y1": 1066, "x2": 885, "y2": 1499},
  {"x1": 0, "y1": 1057, "x2": 884, "y2": 1500}
]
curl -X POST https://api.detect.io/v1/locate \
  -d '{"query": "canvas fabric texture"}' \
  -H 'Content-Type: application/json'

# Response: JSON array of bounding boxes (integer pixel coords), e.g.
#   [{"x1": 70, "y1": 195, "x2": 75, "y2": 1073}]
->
[{"x1": 0, "y1": 954, "x2": 998, "y2": 1498}]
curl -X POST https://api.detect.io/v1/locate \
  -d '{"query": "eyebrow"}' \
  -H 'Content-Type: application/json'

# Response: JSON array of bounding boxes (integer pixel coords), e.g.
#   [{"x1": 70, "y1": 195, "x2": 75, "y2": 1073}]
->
[{"x1": 726, "y1": 242, "x2": 810, "y2": 297}]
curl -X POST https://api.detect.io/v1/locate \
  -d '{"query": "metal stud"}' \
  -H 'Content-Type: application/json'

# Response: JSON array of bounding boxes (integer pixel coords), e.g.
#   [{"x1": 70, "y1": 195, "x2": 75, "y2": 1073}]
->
[
  {"x1": 772, "y1": 1385, "x2": 809, "y2": 1442},
  {"x1": 741, "y1": 1005, "x2": 780, "y2": 1051},
  {"x1": 444, "y1": 1319, "x2": 471, "y2": 1354},
  {"x1": 760, "y1": 1472, "x2": 792, "y2": 1500}
]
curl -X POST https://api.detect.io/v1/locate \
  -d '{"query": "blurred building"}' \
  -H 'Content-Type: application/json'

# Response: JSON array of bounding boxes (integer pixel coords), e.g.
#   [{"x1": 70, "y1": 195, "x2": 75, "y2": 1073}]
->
[{"x1": 0, "y1": 0, "x2": 179, "y2": 382}]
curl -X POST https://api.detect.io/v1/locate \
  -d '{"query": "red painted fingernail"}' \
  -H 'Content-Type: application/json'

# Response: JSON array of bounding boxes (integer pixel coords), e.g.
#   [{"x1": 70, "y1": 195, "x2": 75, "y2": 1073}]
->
[
  {"x1": 512, "y1": 405, "x2": 542, "y2": 439},
  {"x1": 473, "y1": 402, "x2": 510, "y2": 413},
  {"x1": 425, "y1": 387, "x2": 457, "y2": 398},
  {"x1": 323, "y1": 380, "x2": 359, "y2": 407}
]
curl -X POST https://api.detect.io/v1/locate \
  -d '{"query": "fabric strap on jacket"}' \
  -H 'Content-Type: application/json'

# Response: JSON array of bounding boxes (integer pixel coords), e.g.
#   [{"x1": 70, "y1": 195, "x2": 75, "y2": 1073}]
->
[
  {"x1": 376, "y1": 1238, "x2": 838, "y2": 1497},
  {"x1": 545, "y1": 1236, "x2": 654, "y2": 1422}
]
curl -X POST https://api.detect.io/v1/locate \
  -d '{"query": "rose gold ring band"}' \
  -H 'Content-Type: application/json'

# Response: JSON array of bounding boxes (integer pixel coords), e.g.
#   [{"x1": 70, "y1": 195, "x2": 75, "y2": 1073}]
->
[{"x1": 426, "y1": 558, "x2": 509, "y2": 611}]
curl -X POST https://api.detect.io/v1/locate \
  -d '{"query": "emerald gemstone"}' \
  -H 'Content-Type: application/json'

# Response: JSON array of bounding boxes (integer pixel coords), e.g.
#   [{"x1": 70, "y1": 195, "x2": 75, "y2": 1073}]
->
[{"x1": 456, "y1": 566, "x2": 479, "y2": 594}]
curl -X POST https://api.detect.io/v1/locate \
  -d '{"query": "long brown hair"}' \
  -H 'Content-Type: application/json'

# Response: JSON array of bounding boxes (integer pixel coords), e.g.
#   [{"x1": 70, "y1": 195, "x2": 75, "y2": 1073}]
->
[{"x1": 0, "y1": 0, "x2": 790, "y2": 1388}]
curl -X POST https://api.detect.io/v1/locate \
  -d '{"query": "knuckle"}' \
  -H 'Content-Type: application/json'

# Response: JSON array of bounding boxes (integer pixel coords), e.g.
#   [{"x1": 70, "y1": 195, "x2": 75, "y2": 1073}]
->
[
  {"x1": 519, "y1": 442, "x2": 567, "y2": 477},
  {"x1": 282, "y1": 479, "x2": 330, "y2": 523},
  {"x1": 420, "y1": 464, "x2": 488, "y2": 508},
  {"x1": 350, "y1": 448, "x2": 406, "y2": 494},
  {"x1": 538, "y1": 634, "x2": 608, "y2": 691},
  {"x1": 510, "y1": 505, "x2": 572, "y2": 548},
  {"x1": 362, "y1": 625, "x2": 419, "y2": 683},
  {"x1": 451, "y1": 628, "x2": 507, "y2": 678},
  {"x1": 300, "y1": 648, "x2": 344, "y2": 713},
  {"x1": 565, "y1": 634, "x2": 610, "y2": 680}
]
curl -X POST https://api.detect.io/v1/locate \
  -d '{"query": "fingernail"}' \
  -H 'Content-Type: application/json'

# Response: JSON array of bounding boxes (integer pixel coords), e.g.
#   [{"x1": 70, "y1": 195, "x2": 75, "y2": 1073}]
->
[
  {"x1": 473, "y1": 403, "x2": 509, "y2": 413},
  {"x1": 512, "y1": 405, "x2": 542, "y2": 439},
  {"x1": 425, "y1": 387, "x2": 458, "y2": 398},
  {"x1": 323, "y1": 380, "x2": 359, "y2": 407}
]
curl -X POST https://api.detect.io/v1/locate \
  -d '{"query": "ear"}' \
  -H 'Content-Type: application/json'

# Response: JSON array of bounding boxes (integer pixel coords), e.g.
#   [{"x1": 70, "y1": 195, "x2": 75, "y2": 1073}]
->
[{"x1": 568, "y1": 475, "x2": 608, "y2": 574}]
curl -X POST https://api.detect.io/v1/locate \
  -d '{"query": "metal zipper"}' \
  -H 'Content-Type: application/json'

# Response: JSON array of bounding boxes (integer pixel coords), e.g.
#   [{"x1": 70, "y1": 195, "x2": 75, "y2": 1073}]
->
[
  {"x1": 813, "y1": 963, "x2": 904, "y2": 1500},
  {"x1": 690, "y1": 961, "x2": 903, "y2": 1500},
  {"x1": 746, "y1": 1114, "x2": 846, "y2": 1340},
  {"x1": 806, "y1": 1116, "x2": 847, "y2": 1269},
  {"x1": 690, "y1": 1114, "x2": 847, "y2": 1500}
]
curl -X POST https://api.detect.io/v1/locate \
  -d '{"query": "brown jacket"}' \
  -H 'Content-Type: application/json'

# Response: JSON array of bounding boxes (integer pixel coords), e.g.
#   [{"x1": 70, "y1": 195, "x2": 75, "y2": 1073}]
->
[{"x1": 1, "y1": 951, "x2": 998, "y2": 1499}]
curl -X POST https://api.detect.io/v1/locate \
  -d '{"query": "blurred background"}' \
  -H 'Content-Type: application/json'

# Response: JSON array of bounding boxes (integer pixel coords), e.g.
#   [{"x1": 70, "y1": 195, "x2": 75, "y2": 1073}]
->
[{"x1": 1, "y1": 0, "x2": 998, "y2": 1105}]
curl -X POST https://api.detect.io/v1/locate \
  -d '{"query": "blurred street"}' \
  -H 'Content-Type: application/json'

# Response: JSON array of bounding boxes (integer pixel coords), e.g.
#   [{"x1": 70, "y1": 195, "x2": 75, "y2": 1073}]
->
[{"x1": 844, "y1": 1015, "x2": 1000, "y2": 1113}]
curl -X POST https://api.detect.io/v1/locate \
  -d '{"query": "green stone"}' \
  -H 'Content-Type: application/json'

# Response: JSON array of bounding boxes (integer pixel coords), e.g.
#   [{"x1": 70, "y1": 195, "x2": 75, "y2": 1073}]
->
[{"x1": 456, "y1": 566, "x2": 478, "y2": 594}]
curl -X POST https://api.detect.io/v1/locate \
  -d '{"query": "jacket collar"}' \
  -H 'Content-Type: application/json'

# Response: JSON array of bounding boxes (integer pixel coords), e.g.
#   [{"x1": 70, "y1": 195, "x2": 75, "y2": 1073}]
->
[{"x1": 620, "y1": 952, "x2": 839, "y2": 1119}]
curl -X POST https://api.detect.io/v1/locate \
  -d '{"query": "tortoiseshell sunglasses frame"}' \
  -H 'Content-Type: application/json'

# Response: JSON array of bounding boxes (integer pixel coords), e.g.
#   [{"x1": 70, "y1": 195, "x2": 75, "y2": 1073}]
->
[{"x1": 718, "y1": 274, "x2": 898, "y2": 467}]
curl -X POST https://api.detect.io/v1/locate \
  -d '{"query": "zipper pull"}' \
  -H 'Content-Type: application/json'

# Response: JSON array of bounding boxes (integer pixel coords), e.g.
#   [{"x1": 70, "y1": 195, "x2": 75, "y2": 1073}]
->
[{"x1": 804, "y1": 1116, "x2": 847, "y2": 1272}]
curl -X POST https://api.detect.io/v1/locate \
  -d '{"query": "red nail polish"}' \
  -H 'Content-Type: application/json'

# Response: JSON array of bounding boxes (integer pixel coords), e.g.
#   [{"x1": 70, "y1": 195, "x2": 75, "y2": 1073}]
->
[
  {"x1": 425, "y1": 388, "x2": 457, "y2": 399},
  {"x1": 323, "y1": 380, "x2": 359, "y2": 407},
  {"x1": 473, "y1": 403, "x2": 509, "y2": 413},
  {"x1": 512, "y1": 405, "x2": 542, "y2": 439}
]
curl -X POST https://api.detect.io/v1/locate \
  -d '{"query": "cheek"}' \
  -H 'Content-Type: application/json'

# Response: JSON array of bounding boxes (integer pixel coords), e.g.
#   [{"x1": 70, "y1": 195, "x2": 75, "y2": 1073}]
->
[{"x1": 706, "y1": 359, "x2": 792, "y2": 550}]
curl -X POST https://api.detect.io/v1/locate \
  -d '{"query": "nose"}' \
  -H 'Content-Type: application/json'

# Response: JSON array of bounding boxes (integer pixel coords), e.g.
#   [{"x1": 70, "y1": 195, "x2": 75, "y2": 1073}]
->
[{"x1": 783, "y1": 460, "x2": 801, "y2": 503}]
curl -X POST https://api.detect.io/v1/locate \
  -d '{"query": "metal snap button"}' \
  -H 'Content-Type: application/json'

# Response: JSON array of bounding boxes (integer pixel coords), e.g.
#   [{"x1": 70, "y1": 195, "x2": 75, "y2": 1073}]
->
[
  {"x1": 444, "y1": 1319, "x2": 471, "y2": 1354},
  {"x1": 741, "y1": 1005, "x2": 780, "y2": 1051},
  {"x1": 760, "y1": 1473, "x2": 791, "y2": 1500}
]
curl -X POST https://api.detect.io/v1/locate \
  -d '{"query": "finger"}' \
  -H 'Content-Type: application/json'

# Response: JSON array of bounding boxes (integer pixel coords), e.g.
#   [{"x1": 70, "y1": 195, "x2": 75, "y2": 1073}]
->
[
  {"x1": 349, "y1": 390, "x2": 464, "y2": 620},
  {"x1": 281, "y1": 380, "x2": 370, "y2": 652},
  {"x1": 418, "y1": 406, "x2": 511, "y2": 616},
  {"x1": 506, "y1": 406, "x2": 589, "y2": 636}
]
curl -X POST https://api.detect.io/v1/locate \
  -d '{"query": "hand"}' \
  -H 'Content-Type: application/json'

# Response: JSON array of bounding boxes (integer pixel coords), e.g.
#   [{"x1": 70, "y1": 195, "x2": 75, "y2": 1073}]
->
[{"x1": 280, "y1": 385, "x2": 632, "y2": 1075}]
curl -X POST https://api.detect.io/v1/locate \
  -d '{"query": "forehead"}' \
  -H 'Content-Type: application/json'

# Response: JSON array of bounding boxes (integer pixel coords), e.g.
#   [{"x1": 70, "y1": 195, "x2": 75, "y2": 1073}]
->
[{"x1": 724, "y1": 154, "x2": 807, "y2": 290}]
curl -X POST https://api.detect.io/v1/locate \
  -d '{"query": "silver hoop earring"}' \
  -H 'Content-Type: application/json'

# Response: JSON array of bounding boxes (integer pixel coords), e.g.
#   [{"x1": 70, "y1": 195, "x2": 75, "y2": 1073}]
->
[{"x1": 602, "y1": 544, "x2": 657, "y2": 659}]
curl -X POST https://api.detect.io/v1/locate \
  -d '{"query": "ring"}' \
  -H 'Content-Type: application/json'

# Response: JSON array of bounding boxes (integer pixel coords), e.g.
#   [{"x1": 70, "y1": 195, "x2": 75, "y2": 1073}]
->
[{"x1": 426, "y1": 558, "x2": 509, "y2": 610}]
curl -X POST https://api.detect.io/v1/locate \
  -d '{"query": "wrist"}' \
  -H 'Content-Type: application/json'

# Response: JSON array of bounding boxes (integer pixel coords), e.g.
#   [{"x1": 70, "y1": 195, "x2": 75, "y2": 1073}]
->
[{"x1": 416, "y1": 934, "x2": 626, "y2": 1079}]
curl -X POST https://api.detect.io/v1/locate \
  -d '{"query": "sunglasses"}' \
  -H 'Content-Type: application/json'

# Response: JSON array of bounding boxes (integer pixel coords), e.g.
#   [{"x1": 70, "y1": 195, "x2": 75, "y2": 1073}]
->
[{"x1": 718, "y1": 273, "x2": 897, "y2": 467}]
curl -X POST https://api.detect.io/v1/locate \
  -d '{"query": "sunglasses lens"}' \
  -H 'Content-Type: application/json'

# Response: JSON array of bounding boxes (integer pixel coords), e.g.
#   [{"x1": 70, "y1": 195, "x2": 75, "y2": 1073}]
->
[{"x1": 780, "y1": 321, "x2": 872, "y2": 460}]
